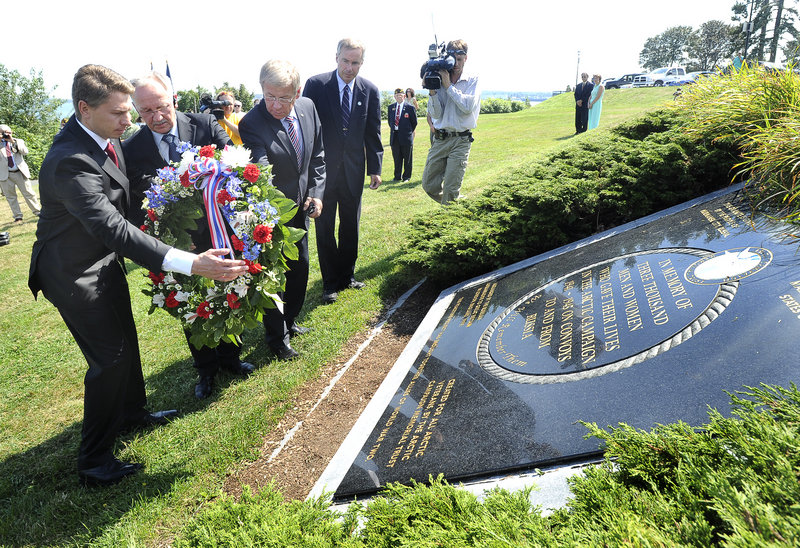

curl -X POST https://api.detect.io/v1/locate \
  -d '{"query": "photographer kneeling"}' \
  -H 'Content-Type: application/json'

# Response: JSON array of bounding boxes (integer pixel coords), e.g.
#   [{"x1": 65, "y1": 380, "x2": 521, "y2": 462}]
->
[{"x1": 421, "y1": 39, "x2": 481, "y2": 205}]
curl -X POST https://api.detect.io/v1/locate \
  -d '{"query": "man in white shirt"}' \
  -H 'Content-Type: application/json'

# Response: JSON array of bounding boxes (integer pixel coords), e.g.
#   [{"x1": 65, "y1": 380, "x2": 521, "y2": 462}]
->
[{"x1": 421, "y1": 39, "x2": 481, "y2": 205}]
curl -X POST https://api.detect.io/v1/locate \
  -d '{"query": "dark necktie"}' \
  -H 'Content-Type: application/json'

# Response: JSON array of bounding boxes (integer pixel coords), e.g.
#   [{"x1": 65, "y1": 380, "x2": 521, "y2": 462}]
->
[
  {"x1": 394, "y1": 105, "x2": 401, "y2": 128},
  {"x1": 105, "y1": 142, "x2": 119, "y2": 167},
  {"x1": 341, "y1": 84, "x2": 351, "y2": 131},
  {"x1": 285, "y1": 116, "x2": 303, "y2": 171},
  {"x1": 5, "y1": 142, "x2": 13, "y2": 168},
  {"x1": 162, "y1": 133, "x2": 181, "y2": 163}
]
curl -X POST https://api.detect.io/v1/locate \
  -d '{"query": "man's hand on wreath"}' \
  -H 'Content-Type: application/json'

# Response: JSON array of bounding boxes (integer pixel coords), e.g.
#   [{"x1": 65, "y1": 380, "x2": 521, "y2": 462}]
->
[
  {"x1": 304, "y1": 197, "x2": 323, "y2": 219},
  {"x1": 191, "y1": 248, "x2": 248, "y2": 281}
]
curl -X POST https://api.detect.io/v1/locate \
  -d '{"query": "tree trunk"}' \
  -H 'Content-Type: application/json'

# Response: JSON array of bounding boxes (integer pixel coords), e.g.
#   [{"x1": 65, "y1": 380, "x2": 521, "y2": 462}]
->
[{"x1": 770, "y1": 0, "x2": 785, "y2": 63}]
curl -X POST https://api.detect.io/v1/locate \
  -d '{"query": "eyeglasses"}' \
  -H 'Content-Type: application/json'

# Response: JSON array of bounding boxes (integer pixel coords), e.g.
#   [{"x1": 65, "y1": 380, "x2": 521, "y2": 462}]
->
[
  {"x1": 447, "y1": 49, "x2": 467, "y2": 56},
  {"x1": 263, "y1": 95, "x2": 295, "y2": 105},
  {"x1": 138, "y1": 104, "x2": 172, "y2": 117}
]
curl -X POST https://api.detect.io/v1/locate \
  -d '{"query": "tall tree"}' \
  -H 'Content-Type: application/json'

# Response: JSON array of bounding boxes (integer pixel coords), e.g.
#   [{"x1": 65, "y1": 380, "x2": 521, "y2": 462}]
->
[
  {"x1": 732, "y1": 0, "x2": 799, "y2": 62},
  {"x1": 640, "y1": 26, "x2": 694, "y2": 69},
  {"x1": 689, "y1": 20, "x2": 739, "y2": 69}
]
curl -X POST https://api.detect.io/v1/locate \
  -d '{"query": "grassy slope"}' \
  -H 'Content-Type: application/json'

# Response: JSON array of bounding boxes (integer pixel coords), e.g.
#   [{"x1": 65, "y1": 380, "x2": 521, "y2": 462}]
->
[{"x1": 0, "y1": 87, "x2": 675, "y2": 546}]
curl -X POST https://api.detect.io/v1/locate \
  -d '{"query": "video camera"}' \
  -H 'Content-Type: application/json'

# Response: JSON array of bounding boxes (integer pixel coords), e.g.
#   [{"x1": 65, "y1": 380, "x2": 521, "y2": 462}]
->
[
  {"x1": 199, "y1": 93, "x2": 231, "y2": 120},
  {"x1": 420, "y1": 42, "x2": 456, "y2": 90}
]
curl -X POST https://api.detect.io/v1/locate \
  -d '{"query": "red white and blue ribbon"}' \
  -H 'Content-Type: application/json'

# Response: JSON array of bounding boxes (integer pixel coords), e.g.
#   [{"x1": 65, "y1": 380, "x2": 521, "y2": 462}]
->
[{"x1": 187, "y1": 157, "x2": 234, "y2": 259}]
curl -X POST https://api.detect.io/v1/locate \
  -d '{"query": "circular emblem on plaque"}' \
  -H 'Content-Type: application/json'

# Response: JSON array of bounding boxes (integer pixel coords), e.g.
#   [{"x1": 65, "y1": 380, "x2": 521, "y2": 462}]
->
[
  {"x1": 684, "y1": 247, "x2": 772, "y2": 285},
  {"x1": 477, "y1": 248, "x2": 739, "y2": 384}
]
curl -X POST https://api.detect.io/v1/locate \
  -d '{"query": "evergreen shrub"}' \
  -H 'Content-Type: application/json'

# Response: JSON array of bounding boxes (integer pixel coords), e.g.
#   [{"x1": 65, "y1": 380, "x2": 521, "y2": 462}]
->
[{"x1": 402, "y1": 108, "x2": 739, "y2": 285}]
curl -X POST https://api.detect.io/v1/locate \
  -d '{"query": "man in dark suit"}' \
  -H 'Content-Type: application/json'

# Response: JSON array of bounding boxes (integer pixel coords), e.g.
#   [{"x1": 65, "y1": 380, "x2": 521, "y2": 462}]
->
[
  {"x1": 123, "y1": 72, "x2": 255, "y2": 400},
  {"x1": 239, "y1": 59, "x2": 325, "y2": 360},
  {"x1": 28, "y1": 65, "x2": 247, "y2": 486},
  {"x1": 302, "y1": 38, "x2": 383, "y2": 304},
  {"x1": 574, "y1": 72, "x2": 593, "y2": 134},
  {"x1": 388, "y1": 88, "x2": 418, "y2": 182}
]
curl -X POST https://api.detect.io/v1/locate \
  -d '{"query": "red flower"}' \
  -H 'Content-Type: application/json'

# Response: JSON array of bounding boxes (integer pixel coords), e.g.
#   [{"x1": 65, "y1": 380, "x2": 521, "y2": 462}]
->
[
  {"x1": 252, "y1": 224, "x2": 273, "y2": 244},
  {"x1": 243, "y1": 164, "x2": 260, "y2": 183},
  {"x1": 148, "y1": 271, "x2": 165, "y2": 285},
  {"x1": 196, "y1": 301, "x2": 212, "y2": 319},
  {"x1": 179, "y1": 171, "x2": 192, "y2": 187},
  {"x1": 165, "y1": 291, "x2": 180, "y2": 308},
  {"x1": 140, "y1": 224, "x2": 147, "y2": 231},
  {"x1": 217, "y1": 189, "x2": 233, "y2": 205},
  {"x1": 199, "y1": 145, "x2": 216, "y2": 158},
  {"x1": 244, "y1": 259, "x2": 263, "y2": 274},
  {"x1": 230, "y1": 234, "x2": 244, "y2": 251},
  {"x1": 226, "y1": 293, "x2": 242, "y2": 309},
  {"x1": 147, "y1": 209, "x2": 158, "y2": 222}
]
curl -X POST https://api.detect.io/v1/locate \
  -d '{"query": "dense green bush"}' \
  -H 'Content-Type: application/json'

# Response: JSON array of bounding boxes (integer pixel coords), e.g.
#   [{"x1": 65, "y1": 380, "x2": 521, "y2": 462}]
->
[
  {"x1": 480, "y1": 97, "x2": 528, "y2": 114},
  {"x1": 173, "y1": 384, "x2": 800, "y2": 546},
  {"x1": 401, "y1": 108, "x2": 739, "y2": 285}
]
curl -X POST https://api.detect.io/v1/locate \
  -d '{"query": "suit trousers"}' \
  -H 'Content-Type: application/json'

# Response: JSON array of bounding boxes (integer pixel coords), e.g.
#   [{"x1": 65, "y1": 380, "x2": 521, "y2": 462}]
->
[
  {"x1": 263, "y1": 211, "x2": 310, "y2": 347},
  {"x1": 575, "y1": 106, "x2": 589, "y2": 133},
  {"x1": 421, "y1": 135, "x2": 472, "y2": 205},
  {"x1": 54, "y1": 268, "x2": 147, "y2": 469},
  {"x1": 315, "y1": 171, "x2": 362, "y2": 292},
  {"x1": 184, "y1": 331, "x2": 242, "y2": 378},
  {"x1": 391, "y1": 138, "x2": 413, "y2": 180},
  {"x1": 1, "y1": 170, "x2": 41, "y2": 220}
]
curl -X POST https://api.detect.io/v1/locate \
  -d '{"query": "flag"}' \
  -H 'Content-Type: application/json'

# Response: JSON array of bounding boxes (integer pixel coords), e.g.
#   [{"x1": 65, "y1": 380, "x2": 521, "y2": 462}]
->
[{"x1": 166, "y1": 61, "x2": 172, "y2": 84}]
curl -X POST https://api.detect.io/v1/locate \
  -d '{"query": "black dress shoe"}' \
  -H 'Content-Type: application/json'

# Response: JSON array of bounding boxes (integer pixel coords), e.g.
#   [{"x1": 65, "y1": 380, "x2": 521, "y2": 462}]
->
[
  {"x1": 122, "y1": 409, "x2": 179, "y2": 432},
  {"x1": 270, "y1": 342, "x2": 299, "y2": 360},
  {"x1": 290, "y1": 324, "x2": 311, "y2": 337},
  {"x1": 224, "y1": 361, "x2": 255, "y2": 376},
  {"x1": 79, "y1": 458, "x2": 143, "y2": 487},
  {"x1": 344, "y1": 280, "x2": 365, "y2": 290},
  {"x1": 322, "y1": 290, "x2": 338, "y2": 304},
  {"x1": 195, "y1": 376, "x2": 213, "y2": 399}
]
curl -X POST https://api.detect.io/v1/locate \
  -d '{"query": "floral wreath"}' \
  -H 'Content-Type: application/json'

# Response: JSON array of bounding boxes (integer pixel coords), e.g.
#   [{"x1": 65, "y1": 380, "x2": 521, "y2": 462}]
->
[{"x1": 140, "y1": 142, "x2": 304, "y2": 349}]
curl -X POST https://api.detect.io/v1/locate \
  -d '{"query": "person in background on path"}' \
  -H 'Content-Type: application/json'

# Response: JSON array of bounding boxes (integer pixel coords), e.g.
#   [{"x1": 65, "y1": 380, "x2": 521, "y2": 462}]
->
[
  {"x1": 0, "y1": 124, "x2": 40, "y2": 224},
  {"x1": 388, "y1": 88, "x2": 417, "y2": 182},
  {"x1": 123, "y1": 71, "x2": 254, "y2": 400},
  {"x1": 421, "y1": 39, "x2": 480, "y2": 205},
  {"x1": 233, "y1": 100, "x2": 243, "y2": 114},
  {"x1": 302, "y1": 37, "x2": 383, "y2": 305},
  {"x1": 587, "y1": 74, "x2": 605, "y2": 131},
  {"x1": 28, "y1": 64, "x2": 247, "y2": 487},
  {"x1": 574, "y1": 72, "x2": 593, "y2": 134}
]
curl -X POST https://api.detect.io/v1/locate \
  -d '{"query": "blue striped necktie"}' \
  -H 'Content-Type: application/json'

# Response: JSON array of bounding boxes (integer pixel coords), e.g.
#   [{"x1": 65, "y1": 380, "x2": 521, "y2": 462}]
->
[
  {"x1": 285, "y1": 116, "x2": 303, "y2": 170},
  {"x1": 341, "y1": 84, "x2": 351, "y2": 130}
]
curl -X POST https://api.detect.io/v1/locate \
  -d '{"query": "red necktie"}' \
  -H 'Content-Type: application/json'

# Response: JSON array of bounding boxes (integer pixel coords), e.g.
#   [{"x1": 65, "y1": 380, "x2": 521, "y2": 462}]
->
[
  {"x1": 394, "y1": 105, "x2": 401, "y2": 127},
  {"x1": 5, "y1": 142, "x2": 13, "y2": 168},
  {"x1": 105, "y1": 142, "x2": 119, "y2": 167}
]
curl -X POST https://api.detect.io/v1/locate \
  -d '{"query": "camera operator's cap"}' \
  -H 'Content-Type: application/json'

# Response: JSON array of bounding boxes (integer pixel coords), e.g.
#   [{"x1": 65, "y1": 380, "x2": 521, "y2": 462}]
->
[{"x1": 394, "y1": 88, "x2": 403, "y2": 94}]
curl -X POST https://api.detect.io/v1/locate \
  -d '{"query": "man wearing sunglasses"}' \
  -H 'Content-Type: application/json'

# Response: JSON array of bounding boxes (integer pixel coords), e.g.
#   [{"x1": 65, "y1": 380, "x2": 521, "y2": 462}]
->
[{"x1": 421, "y1": 39, "x2": 481, "y2": 205}]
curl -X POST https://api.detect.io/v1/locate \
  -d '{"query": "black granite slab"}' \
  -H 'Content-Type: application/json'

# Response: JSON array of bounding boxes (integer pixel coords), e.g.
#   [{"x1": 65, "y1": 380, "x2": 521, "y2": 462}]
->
[{"x1": 332, "y1": 185, "x2": 800, "y2": 501}]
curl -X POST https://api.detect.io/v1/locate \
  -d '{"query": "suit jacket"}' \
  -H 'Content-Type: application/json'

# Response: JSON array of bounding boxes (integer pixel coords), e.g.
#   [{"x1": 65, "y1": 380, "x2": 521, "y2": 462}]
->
[
  {"x1": 28, "y1": 115, "x2": 170, "y2": 308},
  {"x1": 388, "y1": 102, "x2": 417, "y2": 147},
  {"x1": 0, "y1": 137, "x2": 31, "y2": 180},
  {"x1": 574, "y1": 81, "x2": 594, "y2": 108},
  {"x1": 122, "y1": 111, "x2": 232, "y2": 228},
  {"x1": 238, "y1": 97, "x2": 325, "y2": 207},
  {"x1": 302, "y1": 70, "x2": 382, "y2": 196}
]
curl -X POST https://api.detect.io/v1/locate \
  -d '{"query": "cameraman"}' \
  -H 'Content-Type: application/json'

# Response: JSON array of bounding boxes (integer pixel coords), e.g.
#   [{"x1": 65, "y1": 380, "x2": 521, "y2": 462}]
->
[
  {"x1": 0, "y1": 124, "x2": 41, "y2": 224},
  {"x1": 215, "y1": 91, "x2": 243, "y2": 145},
  {"x1": 421, "y1": 39, "x2": 480, "y2": 205}
]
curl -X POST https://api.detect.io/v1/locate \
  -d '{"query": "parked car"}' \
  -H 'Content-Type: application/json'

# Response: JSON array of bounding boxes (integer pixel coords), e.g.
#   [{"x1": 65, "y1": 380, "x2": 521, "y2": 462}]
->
[
  {"x1": 667, "y1": 71, "x2": 715, "y2": 86},
  {"x1": 633, "y1": 67, "x2": 687, "y2": 87},
  {"x1": 604, "y1": 73, "x2": 643, "y2": 89}
]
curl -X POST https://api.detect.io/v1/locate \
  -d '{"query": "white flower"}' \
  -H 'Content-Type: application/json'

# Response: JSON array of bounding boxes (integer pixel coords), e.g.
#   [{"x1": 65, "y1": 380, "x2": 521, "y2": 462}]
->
[
  {"x1": 174, "y1": 291, "x2": 191, "y2": 302},
  {"x1": 232, "y1": 279, "x2": 250, "y2": 298},
  {"x1": 164, "y1": 273, "x2": 177, "y2": 285},
  {"x1": 221, "y1": 145, "x2": 254, "y2": 169},
  {"x1": 230, "y1": 210, "x2": 257, "y2": 234},
  {"x1": 177, "y1": 151, "x2": 196, "y2": 175},
  {"x1": 183, "y1": 312, "x2": 198, "y2": 324},
  {"x1": 152, "y1": 294, "x2": 166, "y2": 307}
]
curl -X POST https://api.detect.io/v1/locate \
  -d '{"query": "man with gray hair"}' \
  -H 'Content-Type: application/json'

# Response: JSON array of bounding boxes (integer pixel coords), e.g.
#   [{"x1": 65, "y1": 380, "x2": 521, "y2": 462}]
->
[
  {"x1": 0, "y1": 124, "x2": 40, "y2": 223},
  {"x1": 123, "y1": 71, "x2": 254, "y2": 400},
  {"x1": 303, "y1": 38, "x2": 383, "y2": 304},
  {"x1": 239, "y1": 59, "x2": 325, "y2": 360}
]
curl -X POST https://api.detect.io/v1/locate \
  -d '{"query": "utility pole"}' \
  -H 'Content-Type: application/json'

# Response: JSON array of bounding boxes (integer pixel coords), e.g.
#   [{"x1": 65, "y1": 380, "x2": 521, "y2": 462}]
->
[
  {"x1": 743, "y1": 0, "x2": 755, "y2": 61},
  {"x1": 575, "y1": 50, "x2": 581, "y2": 87}
]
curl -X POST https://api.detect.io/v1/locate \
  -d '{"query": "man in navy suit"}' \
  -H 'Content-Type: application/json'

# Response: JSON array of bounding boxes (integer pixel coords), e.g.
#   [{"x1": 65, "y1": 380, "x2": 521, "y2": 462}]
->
[
  {"x1": 239, "y1": 59, "x2": 325, "y2": 360},
  {"x1": 302, "y1": 38, "x2": 383, "y2": 304},
  {"x1": 28, "y1": 65, "x2": 247, "y2": 486},
  {"x1": 123, "y1": 72, "x2": 255, "y2": 399},
  {"x1": 574, "y1": 72, "x2": 593, "y2": 134},
  {"x1": 388, "y1": 88, "x2": 417, "y2": 182}
]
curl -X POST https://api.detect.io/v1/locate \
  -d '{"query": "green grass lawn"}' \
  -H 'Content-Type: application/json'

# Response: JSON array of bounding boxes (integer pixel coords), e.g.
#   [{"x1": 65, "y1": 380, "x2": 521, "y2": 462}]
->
[{"x1": 0, "y1": 87, "x2": 675, "y2": 546}]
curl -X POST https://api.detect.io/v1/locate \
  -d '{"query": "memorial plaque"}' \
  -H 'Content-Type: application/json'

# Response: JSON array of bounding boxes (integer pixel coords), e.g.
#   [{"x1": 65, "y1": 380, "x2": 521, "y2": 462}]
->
[{"x1": 320, "y1": 185, "x2": 800, "y2": 501}]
